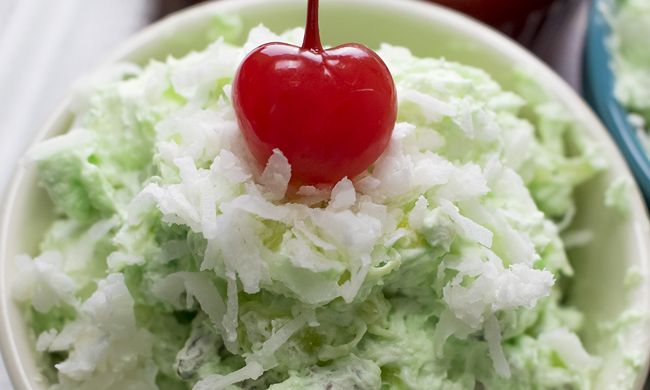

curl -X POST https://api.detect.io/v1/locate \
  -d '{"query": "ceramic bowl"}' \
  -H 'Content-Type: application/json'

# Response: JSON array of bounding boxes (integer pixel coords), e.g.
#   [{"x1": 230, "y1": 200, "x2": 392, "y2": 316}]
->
[{"x1": 2, "y1": 0, "x2": 650, "y2": 388}]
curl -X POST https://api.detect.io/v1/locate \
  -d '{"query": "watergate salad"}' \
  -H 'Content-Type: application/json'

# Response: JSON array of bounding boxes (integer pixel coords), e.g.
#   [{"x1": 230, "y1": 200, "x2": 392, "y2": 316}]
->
[
  {"x1": 609, "y1": 0, "x2": 650, "y2": 150},
  {"x1": 14, "y1": 20, "x2": 607, "y2": 390}
]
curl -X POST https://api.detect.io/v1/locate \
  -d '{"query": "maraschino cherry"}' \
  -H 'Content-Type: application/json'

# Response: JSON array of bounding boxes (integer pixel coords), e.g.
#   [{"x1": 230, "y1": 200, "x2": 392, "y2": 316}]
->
[{"x1": 232, "y1": 0, "x2": 397, "y2": 184}]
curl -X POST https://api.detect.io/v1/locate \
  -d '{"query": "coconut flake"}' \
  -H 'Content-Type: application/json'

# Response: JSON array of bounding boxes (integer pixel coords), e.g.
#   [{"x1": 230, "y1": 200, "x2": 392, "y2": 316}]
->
[
  {"x1": 259, "y1": 149, "x2": 291, "y2": 200},
  {"x1": 193, "y1": 361, "x2": 263, "y2": 390},
  {"x1": 329, "y1": 178, "x2": 356, "y2": 210},
  {"x1": 13, "y1": 252, "x2": 77, "y2": 313},
  {"x1": 485, "y1": 315, "x2": 511, "y2": 378}
]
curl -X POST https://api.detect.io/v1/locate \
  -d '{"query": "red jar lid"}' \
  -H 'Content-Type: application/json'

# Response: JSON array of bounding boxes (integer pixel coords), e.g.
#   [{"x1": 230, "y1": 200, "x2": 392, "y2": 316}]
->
[{"x1": 431, "y1": 0, "x2": 561, "y2": 44}]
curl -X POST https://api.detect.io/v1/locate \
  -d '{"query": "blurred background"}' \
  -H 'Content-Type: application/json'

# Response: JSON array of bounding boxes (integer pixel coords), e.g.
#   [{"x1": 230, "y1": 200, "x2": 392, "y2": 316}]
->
[{"x1": 0, "y1": 0, "x2": 589, "y2": 387}]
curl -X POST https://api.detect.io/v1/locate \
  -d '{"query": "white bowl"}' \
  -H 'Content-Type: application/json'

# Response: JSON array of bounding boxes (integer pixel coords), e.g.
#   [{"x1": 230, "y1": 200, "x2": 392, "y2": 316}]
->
[{"x1": 2, "y1": 0, "x2": 650, "y2": 389}]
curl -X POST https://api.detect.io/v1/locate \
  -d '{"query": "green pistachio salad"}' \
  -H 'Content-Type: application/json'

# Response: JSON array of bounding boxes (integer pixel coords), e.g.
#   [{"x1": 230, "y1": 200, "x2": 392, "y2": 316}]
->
[
  {"x1": 608, "y1": 0, "x2": 650, "y2": 150},
  {"x1": 15, "y1": 21, "x2": 608, "y2": 390}
]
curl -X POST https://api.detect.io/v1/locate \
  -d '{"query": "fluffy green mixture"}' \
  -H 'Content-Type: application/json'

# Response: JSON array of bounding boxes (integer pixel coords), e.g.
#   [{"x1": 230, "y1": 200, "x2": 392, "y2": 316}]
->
[
  {"x1": 14, "y1": 22, "x2": 606, "y2": 390},
  {"x1": 609, "y1": 0, "x2": 650, "y2": 149}
]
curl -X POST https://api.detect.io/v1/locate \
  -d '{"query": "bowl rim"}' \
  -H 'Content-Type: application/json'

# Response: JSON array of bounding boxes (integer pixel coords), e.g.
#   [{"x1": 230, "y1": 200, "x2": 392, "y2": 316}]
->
[
  {"x1": 583, "y1": 0, "x2": 650, "y2": 199},
  {"x1": 2, "y1": 0, "x2": 650, "y2": 389}
]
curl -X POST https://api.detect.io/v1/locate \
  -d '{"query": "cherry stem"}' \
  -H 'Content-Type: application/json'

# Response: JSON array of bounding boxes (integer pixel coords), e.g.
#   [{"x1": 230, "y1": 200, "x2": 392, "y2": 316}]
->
[{"x1": 302, "y1": 0, "x2": 323, "y2": 52}]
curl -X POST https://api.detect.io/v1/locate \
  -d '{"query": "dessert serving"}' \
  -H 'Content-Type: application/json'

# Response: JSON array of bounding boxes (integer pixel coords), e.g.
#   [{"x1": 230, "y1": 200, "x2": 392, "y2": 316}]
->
[
  {"x1": 608, "y1": 0, "x2": 650, "y2": 151},
  {"x1": 4, "y1": 1, "x2": 647, "y2": 389}
]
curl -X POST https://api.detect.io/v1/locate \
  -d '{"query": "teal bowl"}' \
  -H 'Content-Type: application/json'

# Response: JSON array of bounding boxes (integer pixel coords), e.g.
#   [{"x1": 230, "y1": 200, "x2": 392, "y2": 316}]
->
[{"x1": 583, "y1": 0, "x2": 650, "y2": 200}]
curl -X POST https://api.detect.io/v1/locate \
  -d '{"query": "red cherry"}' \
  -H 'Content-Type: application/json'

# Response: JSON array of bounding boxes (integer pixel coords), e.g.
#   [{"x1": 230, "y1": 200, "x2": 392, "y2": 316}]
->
[{"x1": 232, "y1": 0, "x2": 397, "y2": 184}]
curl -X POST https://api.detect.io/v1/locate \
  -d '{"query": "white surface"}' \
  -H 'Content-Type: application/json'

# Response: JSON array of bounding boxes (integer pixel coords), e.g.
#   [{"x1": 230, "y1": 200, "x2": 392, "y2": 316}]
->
[
  {"x1": 0, "y1": 0, "x2": 152, "y2": 198},
  {"x1": 0, "y1": 1, "x2": 152, "y2": 387}
]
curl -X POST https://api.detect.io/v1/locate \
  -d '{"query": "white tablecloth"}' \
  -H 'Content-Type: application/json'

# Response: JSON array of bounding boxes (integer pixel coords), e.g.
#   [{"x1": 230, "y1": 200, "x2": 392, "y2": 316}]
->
[{"x1": 0, "y1": 1, "x2": 152, "y2": 386}]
